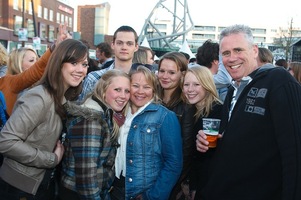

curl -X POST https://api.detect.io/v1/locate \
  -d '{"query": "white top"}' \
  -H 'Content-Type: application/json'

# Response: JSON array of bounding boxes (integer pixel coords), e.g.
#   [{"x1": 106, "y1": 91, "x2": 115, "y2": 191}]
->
[{"x1": 115, "y1": 101, "x2": 151, "y2": 178}]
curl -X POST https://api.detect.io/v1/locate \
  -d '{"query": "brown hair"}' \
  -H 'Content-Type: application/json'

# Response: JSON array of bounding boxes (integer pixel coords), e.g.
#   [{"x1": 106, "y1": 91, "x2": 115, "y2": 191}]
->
[
  {"x1": 38, "y1": 39, "x2": 88, "y2": 119},
  {"x1": 158, "y1": 51, "x2": 188, "y2": 108},
  {"x1": 289, "y1": 62, "x2": 301, "y2": 83}
]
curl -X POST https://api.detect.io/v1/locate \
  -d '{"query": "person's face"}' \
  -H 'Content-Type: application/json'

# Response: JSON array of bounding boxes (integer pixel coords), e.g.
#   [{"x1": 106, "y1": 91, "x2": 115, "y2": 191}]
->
[
  {"x1": 130, "y1": 72, "x2": 153, "y2": 113},
  {"x1": 61, "y1": 59, "x2": 88, "y2": 92},
  {"x1": 220, "y1": 33, "x2": 258, "y2": 82},
  {"x1": 22, "y1": 50, "x2": 38, "y2": 71},
  {"x1": 146, "y1": 50, "x2": 154, "y2": 65},
  {"x1": 183, "y1": 71, "x2": 207, "y2": 107},
  {"x1": 158, "y1": 59, "x2": 182, "y2": 92},
  {"x1": 95, "y1": 48, "x2": 101, "y2": 62},
  {"x1": 105, "y1": 76, "x2": 130, "y2": 112},
  {"x1": 112, "y1": 31, "x2": 138, "y2": 62}
]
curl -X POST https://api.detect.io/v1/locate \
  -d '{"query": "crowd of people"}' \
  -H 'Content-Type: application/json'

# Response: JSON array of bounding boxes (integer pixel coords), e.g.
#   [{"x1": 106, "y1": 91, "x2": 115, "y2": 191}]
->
[{"x1": 0, "y1": 23, "x2": 301, "y2": 200}]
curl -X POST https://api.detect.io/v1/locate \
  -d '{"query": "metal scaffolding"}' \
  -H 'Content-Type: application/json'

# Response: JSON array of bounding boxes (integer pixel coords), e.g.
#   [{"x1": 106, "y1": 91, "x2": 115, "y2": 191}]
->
[{"x1": 138, "y1": 0, "x2": 194, "y2": 50}]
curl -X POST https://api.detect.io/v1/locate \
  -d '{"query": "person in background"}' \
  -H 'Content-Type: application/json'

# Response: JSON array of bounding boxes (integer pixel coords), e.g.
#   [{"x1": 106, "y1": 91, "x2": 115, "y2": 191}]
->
[
  {"x1": 257, "y1": 47, "x2": 273, "y2": 66},
  {"x1": 78, "y1": 25, "x2": 139, "y2": 102},
  {"x1": 196, "y1": 39, "x2": 231, "y2": 102},
  {"x1": 79, "y1": 39, "x2": 100, "y2": 74},
  {"x1": 275, "y1": 58, "x2": 288, "y2": 69},
  {"x1": 288, "y1": 61, "x2": 301, "y2": 83},
  {"x1": 0, "y1": 43, "x2": 8, "y2": 77},
  {"x1": 111, "y1": 66, "x2": 182, "y2": 200},
  {"x1": 0, "y1": 23, "x2": 70, "y2": 116},
  {"x1": 156, "y1": 51, "x2": 196, "y2": 200},
  {"x1": 196, "y1": 39, "x2": 219, "y2": 74},
  {"x1": 196, "y1": 24, "x2": 301, "y2": 200},
  {"x1": 95, "y1": 42, "x2": 114, "y2": 69},
  {"x1": 131, "y1": 46, "x2": 155, "y2": 71},
  {"x1": 0, "y1": 39, "x2": 88, "y2": 200},
  {"x1": 59, "y1": 70, "x2": 130, "y2": 200},
  {"x1": 188, "y1": 57, "x2": 197, "y2": 68},
  {"x1": 182, "y1": 66, "x2": 223, "y2": 200},
  {"x1": 180, "y1": 52, "x2": 190, "y2": 65},
  {"x1": 6, "y1": 47, "x2": 38, "y2": 75},
  {"x1": 133, "y1": 46, "x2": 154, "y2": 65}
]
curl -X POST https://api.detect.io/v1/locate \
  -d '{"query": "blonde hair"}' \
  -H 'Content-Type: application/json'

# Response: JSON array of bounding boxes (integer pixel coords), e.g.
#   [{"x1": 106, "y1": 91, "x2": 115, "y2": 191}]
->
[
  {"x1": 93, "y1": 69, "x2": 130, "y2": 139},
  {"x1": 7, "y1": 47, "x2": 38, "y2": 75},
  {"x1": 129, "y1": 65, "x2": 161, "y2": 103},
  {"x1": 0, "y1": 43, "x2": 8, "y2": 66},
  {"x1": 289, "y1": 62, "x2": 301, "y2": 84},
  {"x1": 184, "y1": 66, "x2": 222, "y2": 120}
]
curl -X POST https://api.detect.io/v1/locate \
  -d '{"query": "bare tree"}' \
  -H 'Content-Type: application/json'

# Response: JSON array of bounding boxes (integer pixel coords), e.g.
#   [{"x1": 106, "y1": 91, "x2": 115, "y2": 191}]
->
[{"x1": 273, "y1": 18, "x2": 294, "y2": 61}]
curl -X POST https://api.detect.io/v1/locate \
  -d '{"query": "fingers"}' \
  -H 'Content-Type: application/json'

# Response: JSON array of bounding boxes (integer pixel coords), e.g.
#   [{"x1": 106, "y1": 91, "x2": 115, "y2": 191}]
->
[
  {"x1": 196, "y1": 130, "x2": 209, "y2": 153},
  {"x1": 56, "y1": 23, "x2": 71, "y2": 45},
  {"x1": 54, "y1": 140, "x2": 65, "y2": 163}
]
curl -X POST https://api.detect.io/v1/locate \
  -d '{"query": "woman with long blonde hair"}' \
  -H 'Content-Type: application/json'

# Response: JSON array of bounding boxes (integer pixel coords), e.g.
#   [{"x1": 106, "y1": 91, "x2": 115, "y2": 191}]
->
[{"x1": 182, "y1": 66, "x2": 223, "y2": 199}]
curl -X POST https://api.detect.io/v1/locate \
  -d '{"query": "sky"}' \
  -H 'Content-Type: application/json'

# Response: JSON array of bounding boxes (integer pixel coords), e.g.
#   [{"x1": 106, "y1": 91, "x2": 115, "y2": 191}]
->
[{"x1": 68, "y1": 0, "x2": 301, "y2": 35}]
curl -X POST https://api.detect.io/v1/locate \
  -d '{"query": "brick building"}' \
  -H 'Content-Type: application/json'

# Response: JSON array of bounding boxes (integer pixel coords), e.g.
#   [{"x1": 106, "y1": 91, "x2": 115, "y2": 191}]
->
[
  {"x1": 77, "y1": 2, "x2": 111, "y2": 49},
  {"x1": 0, "y1": 0, "x2": 74, "y2": 53}
]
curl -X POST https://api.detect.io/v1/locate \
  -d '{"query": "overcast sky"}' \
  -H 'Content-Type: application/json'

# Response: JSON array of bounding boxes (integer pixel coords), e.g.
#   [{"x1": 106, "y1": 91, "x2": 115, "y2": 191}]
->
[{"x1": 69, "y1": 0, "x2": 301, "y2": 34}]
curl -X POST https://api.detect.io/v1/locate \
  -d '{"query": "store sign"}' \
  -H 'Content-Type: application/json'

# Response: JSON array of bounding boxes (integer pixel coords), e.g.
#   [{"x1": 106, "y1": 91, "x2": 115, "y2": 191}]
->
[
  {"x1": 58, "y1": 5, "x2": 73, "y2": 15},
  {"x1": 18, "y1": 28, "x2": 28, "y2": 41}
]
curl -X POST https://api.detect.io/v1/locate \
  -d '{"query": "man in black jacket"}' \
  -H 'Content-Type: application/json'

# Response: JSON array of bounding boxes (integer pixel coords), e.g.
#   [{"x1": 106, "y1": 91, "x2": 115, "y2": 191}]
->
[{"x1": 196, "y1": 24, "x2": 301, "y2": 200}]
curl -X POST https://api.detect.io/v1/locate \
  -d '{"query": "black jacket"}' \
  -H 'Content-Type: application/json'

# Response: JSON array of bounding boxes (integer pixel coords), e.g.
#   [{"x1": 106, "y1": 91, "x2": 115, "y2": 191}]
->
[{"x1": 202, "y1": 64, "x2": 301, "y2": 200}]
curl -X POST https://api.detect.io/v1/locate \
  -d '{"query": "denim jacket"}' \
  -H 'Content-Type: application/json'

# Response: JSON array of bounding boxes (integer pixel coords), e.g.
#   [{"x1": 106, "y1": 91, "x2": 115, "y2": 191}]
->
[{"x1": 125, "y1": 103, "x2": 183, "y2": 200}]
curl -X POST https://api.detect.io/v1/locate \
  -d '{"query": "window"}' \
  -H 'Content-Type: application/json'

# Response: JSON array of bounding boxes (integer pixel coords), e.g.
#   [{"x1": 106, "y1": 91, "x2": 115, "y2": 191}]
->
[
  {"x1": 65, "y1": 16, "x2": 68, "y2": 25},
  {"x1": 192, "y1": 33, "x2": 215, "y2": 40},
  {"x1": 254, "y1": 36, "x2": 266, "y2": 43},
  {"x1": 44, "y1": 8, "x2": 48, "y2": 20},
  {"x1": 49, "y1": 10, "x2": 53, "y2": 21},
  {"x1": 61, "y1": 14, "x2": 64, "y2": 24},
  {"x1": 69, "y1": 17, "x2": 72, "y2": 27},
  {"x1": 251, "y1": 28, "x2": 266, "y2": 34},
  {"x1": 48, "y1": 25, "x2": 55, "y2": 42},
  {"x1": 194, "y1": 26, "x2": 216, "y2": 32},
  {"x1": 28, "y1": 1, "x2": 32, "y2": 15},
  {"x1": 13, "y1": 0, "x2": 19, "y2": 10},
  {"x1": 39, "y1": 23, "x2": 46, "y2": 40},
  {"x1": 38, "y1": 5, "x2": 42, "y2": 18},
  {"x1": 154, "y1": 24, "x2": 167, "y2": 29},
  {"x1": 56, "y1": 13, "x2": 60, "y2": 24},
  {"x1": 13, "y1": 15, "x2": 23, "y2": 35},
  {"x1": 27, "y1": 19, "x2": 35, "y2": 38}
]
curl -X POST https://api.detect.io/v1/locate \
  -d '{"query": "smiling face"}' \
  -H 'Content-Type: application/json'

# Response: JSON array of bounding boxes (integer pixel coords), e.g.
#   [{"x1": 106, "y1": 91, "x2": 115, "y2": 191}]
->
[
  {"x1": 22, "y1": 50, "x2": 38, "y2": 71},
  {"x1": 220, "y1": 33, "x2": 258, "y2": 82},
  {"x1": 61, "y1": 60, "x2": 88, "y2": 92},
  {"x1": 104, "y1": 76, "x2": 130, "y2": 112},
  {"x1": 157, "y1": 58, "x2": 182, "y2": 91},
  {"x1": 183, "y1": 71, "x2": 207, "y2": 107},
  {"x1": 130, "y1": 72, "x2": 154, "y2": 113}
]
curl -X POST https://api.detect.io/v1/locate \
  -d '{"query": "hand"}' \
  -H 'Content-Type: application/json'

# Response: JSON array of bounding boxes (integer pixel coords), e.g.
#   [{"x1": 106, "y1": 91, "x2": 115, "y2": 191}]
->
[
  {"x1": 196, "y1": 130, "x2": 209, "y2": 152},
  {"x1": 196, "y1": 130, "x2": 223, "y2": 152},
  {"x1": 55, "y1": 22, "x2": 72, "y2": 46},
  {"x1": 54, "y1": 140, "x2": 64, "y2": 163}
]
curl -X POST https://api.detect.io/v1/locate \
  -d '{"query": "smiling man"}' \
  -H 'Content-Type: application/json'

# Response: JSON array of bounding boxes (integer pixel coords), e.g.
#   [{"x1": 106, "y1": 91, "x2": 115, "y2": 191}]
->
[
  {"x1": 196, "y1": 24, "x2": 301, "y2": 200},
  {"x1": 77, "y1": 25, "x2": 139, "y2": 102}
]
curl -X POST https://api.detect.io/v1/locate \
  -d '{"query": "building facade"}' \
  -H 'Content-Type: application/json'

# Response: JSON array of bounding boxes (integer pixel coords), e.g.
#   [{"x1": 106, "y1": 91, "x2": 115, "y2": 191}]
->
[
  {"x1": 77, "y1": 2, "x2": 110, "y2": 48},
  {"x1": 0, "y1": 0, "x2": 74, "y2": 53}
]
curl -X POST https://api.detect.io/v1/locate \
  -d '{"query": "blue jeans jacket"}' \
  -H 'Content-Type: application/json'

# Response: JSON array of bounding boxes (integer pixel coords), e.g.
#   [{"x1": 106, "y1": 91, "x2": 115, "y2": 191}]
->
[{"x1": 125, "y1": 103, "x2": 183, "y2": 200}]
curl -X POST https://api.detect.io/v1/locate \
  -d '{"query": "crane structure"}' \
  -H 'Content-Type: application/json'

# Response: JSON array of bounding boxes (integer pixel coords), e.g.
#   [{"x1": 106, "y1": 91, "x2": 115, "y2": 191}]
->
[{"x1": 138, "y1": 0, "x2": 194, "y2": 54}]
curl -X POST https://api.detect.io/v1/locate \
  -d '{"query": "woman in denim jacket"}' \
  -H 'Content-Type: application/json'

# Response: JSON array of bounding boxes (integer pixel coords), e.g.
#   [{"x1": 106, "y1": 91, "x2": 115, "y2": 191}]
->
[{"x1": 111, "y1": 66, "x2": 183, "y2": 200}]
